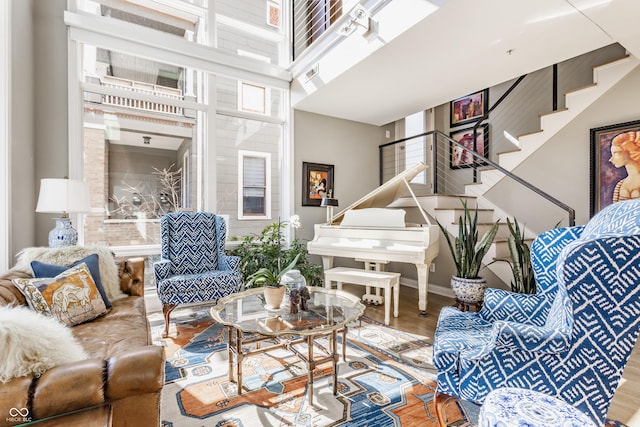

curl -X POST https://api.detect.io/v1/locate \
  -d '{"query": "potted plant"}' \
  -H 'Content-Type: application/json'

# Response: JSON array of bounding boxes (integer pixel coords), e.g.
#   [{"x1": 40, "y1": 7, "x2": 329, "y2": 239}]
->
[
  {"x1": 437, "y1": 199, "x2": 500, "y2": 306},
  {"x1": 245, "y1": 253, "x2": 300, "y2": 309},
  {"x1": 497, "y1": 218, "x2": 536, "y2": 294},
  {"x1": 231, "y1": 216, "x2": 322, "y2": 309},
  {"x1": 231, "y1": 217, "x2": 322, "y2": 288}
]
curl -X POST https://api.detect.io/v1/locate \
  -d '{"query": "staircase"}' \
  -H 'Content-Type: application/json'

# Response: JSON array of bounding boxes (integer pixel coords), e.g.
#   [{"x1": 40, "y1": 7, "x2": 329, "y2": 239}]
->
[
  {"x1": 393, "y1": 54, "x2": 640, "y2": 286},
  {"x1": 466, "y1": 54, "x2": 640, "y2": 198}
]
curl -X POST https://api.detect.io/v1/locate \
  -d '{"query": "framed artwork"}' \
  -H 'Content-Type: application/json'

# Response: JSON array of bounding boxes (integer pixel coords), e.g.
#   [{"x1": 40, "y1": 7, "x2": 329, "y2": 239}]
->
[
  {"x1": 302, "y1": 162, "x2": 334, "y2": 206},
  {"x1": 590, "y1": 119, "x2": 640, "y2": 216},
  {"x1": 450, "y1": 89, "x2": 489, "y2": 127},
  {"x1": 450, "y1": 124, "x2": 489, "y2": 169}
]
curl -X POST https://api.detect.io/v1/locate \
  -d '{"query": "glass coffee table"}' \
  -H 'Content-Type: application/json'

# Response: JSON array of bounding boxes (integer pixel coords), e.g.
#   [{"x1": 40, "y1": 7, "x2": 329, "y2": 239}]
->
[{"x1": 210, "y1": 286, "x2": 365, "y2": 405}]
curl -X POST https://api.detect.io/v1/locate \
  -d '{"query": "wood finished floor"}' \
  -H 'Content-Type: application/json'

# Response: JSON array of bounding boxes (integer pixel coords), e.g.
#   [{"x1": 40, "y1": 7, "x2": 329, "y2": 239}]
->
[{"x1": 340, "y1": 283, "x2": 640, "y2": 427}]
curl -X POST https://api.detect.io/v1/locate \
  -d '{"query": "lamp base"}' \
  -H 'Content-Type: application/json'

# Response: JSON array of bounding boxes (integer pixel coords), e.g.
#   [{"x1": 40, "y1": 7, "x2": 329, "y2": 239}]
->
[
  {"x1": 326, "y1": 206, "x2": 334, "y2": 225},
  {"x1": 48, "y1": 217, "x2": 78, "y2": 248}
]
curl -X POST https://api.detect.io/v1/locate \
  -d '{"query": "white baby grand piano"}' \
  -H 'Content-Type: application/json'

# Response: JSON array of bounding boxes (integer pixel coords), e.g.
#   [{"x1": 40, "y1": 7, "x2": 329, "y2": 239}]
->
[{"x1": 307, "y1": 163, "x2": 439, "y2": 316}]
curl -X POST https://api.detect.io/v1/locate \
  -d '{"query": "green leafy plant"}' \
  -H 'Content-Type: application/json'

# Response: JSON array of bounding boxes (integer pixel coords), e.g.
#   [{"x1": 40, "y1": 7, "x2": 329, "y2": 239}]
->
[
  {"x1": 502, "y1": 218, "x2": 536, "y2": 294},
  {"x1": 231, "y1": 217, "x2": 322, "y2": 289},
  {"x1": 437, "y1": 199, "x2": 500, "y2": 279},
  {"x1": 245, "y1": 253, "x2": 300, "y2": 288}
]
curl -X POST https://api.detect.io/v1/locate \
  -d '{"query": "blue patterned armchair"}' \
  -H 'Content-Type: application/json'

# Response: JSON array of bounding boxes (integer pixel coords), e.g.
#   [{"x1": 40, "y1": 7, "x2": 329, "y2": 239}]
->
[
  {"x1": 154, "y1": 212, "x2": 242, "y2": 337},
  {"x1": 433, "y1": 199, "x2": 640, "y2": 426}
]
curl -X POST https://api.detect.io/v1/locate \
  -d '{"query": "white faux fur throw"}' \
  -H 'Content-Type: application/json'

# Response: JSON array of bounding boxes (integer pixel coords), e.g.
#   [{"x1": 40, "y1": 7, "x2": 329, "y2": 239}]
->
[
  {"x1": 0, "y1": 305, "x2": 88, "y2": 383},
  {"x1": 14, "y1": 245, "x2": 126, "y2": 301}
]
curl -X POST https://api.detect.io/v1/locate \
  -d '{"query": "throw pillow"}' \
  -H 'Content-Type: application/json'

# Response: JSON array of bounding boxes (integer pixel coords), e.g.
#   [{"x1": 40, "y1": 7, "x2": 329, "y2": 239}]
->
[
  {"x1": 0, "y1": 305, "x2": 88, "y2": 383},
  {"x1": 31, "y1": 253, "x2": 112, "y2": 308},
  {"x1": 12, "y1": 263, "x2": 109, "y2": 326},
  {"x1": 14, "y1": 246, "x2": 126, "y2": 301}
]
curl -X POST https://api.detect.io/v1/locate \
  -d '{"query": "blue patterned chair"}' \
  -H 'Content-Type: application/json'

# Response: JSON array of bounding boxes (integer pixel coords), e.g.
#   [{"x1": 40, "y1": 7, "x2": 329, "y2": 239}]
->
[
  {"x1": 433, "y1": 199, "x2": 640, "y2": 426},
  {"x1": 154, "y1": 212, "x2": 242, "y2": 337}
]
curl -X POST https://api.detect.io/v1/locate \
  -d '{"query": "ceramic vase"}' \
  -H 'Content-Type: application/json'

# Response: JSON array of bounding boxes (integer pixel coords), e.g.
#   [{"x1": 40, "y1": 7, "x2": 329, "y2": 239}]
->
[
  {"x1": 263, "y1": 286, "x2": 286, "y2": 310},
  {"x1": 450, "y1": 276, "x2": 487, "y2": 304}
]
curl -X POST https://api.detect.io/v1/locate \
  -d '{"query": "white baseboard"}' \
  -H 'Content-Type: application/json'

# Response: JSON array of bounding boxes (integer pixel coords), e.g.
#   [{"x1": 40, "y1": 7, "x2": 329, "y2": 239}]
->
[{"x1": 399, "y1": 277, "x2": 454, "y2": 298}]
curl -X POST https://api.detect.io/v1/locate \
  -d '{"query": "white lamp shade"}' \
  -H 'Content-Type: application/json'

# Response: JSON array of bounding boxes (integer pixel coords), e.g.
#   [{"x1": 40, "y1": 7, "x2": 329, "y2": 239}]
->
[{"x1": 36, "y1": 178, "x2": 91, "y2": 214}]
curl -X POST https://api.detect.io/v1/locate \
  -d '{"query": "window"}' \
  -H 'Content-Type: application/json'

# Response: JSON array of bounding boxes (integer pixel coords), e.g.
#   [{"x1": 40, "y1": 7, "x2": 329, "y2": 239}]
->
[
  {"x1": 239, "y1": 81, "x2": 270, "y2": 114},
  {"x1": 77, "y1": 0, "x2": 207, "y2": 46},
  {"x1": 238, "y1": 151, "x2": 271, "y2": 219},
  {"x1": 79, "y1": 42, "x2": 204, "y2": 250},
  {"x1": 67, "y1": 0, "x2": 290, "y2": 253},
  {"x1": 266, "y1": 1, "x2": 281, "y2": 29}
]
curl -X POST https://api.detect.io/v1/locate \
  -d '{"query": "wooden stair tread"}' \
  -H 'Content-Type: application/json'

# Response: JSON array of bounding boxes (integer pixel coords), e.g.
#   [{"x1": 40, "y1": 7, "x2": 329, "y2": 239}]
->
[
  {"x1": 496, "y1": 147, "x2": 521, "y2": 155},
  {"x1": 539, "y1": 107, "x2": 568, "y2": 118},
  {"x1": 516, "y1": 129, "x2": 543, "y2": 139},
  {"x1": 593, "y1": 54, "x2": 630, "y2": 70},
  {"x1": 564, "y1": 83, "x2": 597, "y2": 96}
]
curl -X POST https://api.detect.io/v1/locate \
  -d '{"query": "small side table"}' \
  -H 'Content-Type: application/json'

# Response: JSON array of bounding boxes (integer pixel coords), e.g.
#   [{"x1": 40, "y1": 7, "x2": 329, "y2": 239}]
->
[
  {"x1": 478, "y1": 387, "x2": 596, "y2": 427},
  {"x1": 455, "y1": 298, "x2": 482, "y2": 312}
]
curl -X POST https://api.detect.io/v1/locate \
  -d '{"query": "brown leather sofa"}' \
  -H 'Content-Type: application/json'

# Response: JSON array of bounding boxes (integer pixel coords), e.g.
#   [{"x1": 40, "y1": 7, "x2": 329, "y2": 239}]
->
[{"x1": 0, "y1": 258, "x2": 164, "y2": 427}]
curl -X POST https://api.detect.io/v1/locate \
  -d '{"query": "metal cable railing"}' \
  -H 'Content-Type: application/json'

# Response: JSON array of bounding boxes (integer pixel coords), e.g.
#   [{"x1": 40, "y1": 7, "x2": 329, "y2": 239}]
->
[
  {"x1": 378, "y1": 45, "x2": 628, "y2": 229},
  {"x1": 380, "y1": 129, "x2": 576, "y2": 228},
  {"x1": 292, "y1": 0, "x2": 344, "y2": 60}
]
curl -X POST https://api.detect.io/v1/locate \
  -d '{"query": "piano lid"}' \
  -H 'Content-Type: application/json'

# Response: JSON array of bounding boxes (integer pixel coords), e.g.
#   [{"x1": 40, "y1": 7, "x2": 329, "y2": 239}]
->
[{"x1": 331, "y1": 162, "x2": 430, "y2": 225}]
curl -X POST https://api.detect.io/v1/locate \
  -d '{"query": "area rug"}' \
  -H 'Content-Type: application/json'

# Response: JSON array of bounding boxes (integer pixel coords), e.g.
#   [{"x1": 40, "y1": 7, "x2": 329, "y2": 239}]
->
[
  {"x1": 149, "y1": 306, "x2": 471, "y2": 427},
  {"x1": 148, "y1": 305, "x2": 629, "y2": 427}
]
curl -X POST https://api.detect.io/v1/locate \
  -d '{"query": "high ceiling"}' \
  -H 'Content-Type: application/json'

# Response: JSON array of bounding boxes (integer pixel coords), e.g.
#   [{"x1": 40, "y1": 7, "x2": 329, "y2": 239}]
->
[{"x1": 291, "y1": 0, "x2": 640, "y2": 126}]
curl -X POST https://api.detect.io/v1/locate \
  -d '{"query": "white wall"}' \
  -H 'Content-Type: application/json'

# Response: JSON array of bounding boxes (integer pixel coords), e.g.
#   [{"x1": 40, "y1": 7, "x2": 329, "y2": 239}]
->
[
  {"x1": 491, "y1": 65, "x2": 640, "y2": 228},
  {"x1": 33, "y1": 0, "x2": 68, "y2": 247},
  {"x1": 293, "y1": 109, "x2": 384, "y2": 251},
  {"x1": 0, "y1": 1, "x2": 9, "y2": 270},
  {"x1": 10, "y1": 0, "x2": 35, "y2": 263}
]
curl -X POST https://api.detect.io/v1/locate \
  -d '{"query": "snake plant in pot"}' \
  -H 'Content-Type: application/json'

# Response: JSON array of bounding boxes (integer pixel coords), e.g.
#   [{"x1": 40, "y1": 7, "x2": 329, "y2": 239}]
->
[
  {"x1": 437, "y1": 199, "x2": 500, "y2": 305},
  {"x1": 498, "y1": 217, "x2": 536, "y2": 294}
]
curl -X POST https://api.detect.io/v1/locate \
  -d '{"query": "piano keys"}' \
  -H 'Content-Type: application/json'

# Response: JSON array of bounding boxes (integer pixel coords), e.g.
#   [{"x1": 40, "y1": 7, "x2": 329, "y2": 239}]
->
[{"x1": 307, "y1": 162, "x2": 439, "y2": 316}]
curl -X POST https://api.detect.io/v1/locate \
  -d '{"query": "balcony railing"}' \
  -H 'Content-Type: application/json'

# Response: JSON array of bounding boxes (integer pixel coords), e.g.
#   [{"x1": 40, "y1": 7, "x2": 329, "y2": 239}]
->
[
  {"x1": 100, "y1": 75, "x2": 184, "y2": 115},
  {"x1": 292, "y1": 0, "x2": 344, "y2": 60}
]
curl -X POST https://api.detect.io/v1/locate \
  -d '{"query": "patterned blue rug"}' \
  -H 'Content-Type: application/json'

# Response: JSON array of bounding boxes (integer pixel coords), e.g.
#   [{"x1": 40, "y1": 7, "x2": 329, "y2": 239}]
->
[
  {"x1": 150, "y1": 308, "x2": 471, "y2": 426},
  {"x1": 148, "y1": 305, "x2": 628, "y2": 427}
]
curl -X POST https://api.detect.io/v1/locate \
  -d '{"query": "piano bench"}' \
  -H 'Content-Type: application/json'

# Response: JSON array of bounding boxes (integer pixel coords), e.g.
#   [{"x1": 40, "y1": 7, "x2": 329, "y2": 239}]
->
[{"x1": 324, "y1": 267, "x2": 400, "y2": 325}]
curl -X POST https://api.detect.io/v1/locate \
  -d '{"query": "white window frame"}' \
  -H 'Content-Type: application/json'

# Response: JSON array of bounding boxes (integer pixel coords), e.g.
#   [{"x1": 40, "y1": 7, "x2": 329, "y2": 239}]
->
[
  {"x1": 266, "y1": 1, "x2": 282, "y2": 29},
  {"x1": 181, "y1": 149, "x2": 191, "y2": 209},
  {"x1": 238, "y1": 150, "x2": 271, "y2": 220},
  {"x1": 65, "y1": 5, "x2": 292, "y2": 243},
  {"x1": 238, "y1": 80, "x2": 271, "y2": 115}
]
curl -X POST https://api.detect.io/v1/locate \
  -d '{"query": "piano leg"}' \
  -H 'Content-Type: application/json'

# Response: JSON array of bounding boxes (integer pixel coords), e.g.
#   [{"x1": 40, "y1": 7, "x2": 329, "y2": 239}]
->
[
  {"x1": 415, "y1": 263, "x2": 429, "y2": 317},
  {"x1": 321, "y1": 256, "x2": 334, "y2": 270}
]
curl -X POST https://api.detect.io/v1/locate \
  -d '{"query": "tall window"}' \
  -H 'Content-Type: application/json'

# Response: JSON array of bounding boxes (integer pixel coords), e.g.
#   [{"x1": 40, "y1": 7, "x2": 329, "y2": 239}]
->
[
  {"x1": 239, "y1": 81, "x2": 270, "y2": 115},
  {"x1": 79, "y1": 42, "x2": 204, "y2": 250},
  {"x1": 238, "y1": 151, "x2": 271, "y2": 219},
  {"x1": 68, "y1": 0, "x2": 290, "y2": 253},
  {"x1": 405, "y1": 111, "x2": 427, "y2": 183}
]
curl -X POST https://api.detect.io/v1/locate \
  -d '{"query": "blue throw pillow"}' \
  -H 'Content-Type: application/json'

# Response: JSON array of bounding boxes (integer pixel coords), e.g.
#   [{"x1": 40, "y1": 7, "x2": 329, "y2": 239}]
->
[{"x1": 31, "y1": 253, "x2": 112, "y2": 308}]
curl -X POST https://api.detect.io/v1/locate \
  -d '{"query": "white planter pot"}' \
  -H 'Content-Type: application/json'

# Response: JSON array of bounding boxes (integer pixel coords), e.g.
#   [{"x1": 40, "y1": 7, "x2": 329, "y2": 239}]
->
[
  {"x1": 263, "y1": 286, "x2": 285, "y2": 310},
  {"x1": 451, "y1": 276, "x2": 487, "y2": 304}
]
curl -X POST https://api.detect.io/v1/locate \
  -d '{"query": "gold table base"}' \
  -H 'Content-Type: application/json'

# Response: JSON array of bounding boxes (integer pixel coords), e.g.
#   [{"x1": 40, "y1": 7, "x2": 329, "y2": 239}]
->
[{"x1": 226, "y1": 326, "x2": 348, "y2": 405}]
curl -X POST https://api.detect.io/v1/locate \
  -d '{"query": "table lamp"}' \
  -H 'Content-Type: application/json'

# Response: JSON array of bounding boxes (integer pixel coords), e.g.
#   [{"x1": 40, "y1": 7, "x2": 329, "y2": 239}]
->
[
  {"x1": 36, "y1": 178, "x2": 91, "y2": 247},
  {"x1": 320, "y1": 190, "x2": 339, "y2": 225}
]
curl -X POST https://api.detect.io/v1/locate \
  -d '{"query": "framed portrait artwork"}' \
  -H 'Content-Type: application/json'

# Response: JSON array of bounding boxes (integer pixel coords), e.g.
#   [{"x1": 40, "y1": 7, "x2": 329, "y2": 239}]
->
[
  {"x1": 450, "y1": 124, "x2": 489, "y2": 169},
  {"x1": 590, "y1": 119, "x2": 640, "y2": 216},
  {"x1": 302, "y1": 162, "x2": 334, "y2": 206},
  {"x1": 450, "y1": 89, "x2": 489, "y2": 127}
]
